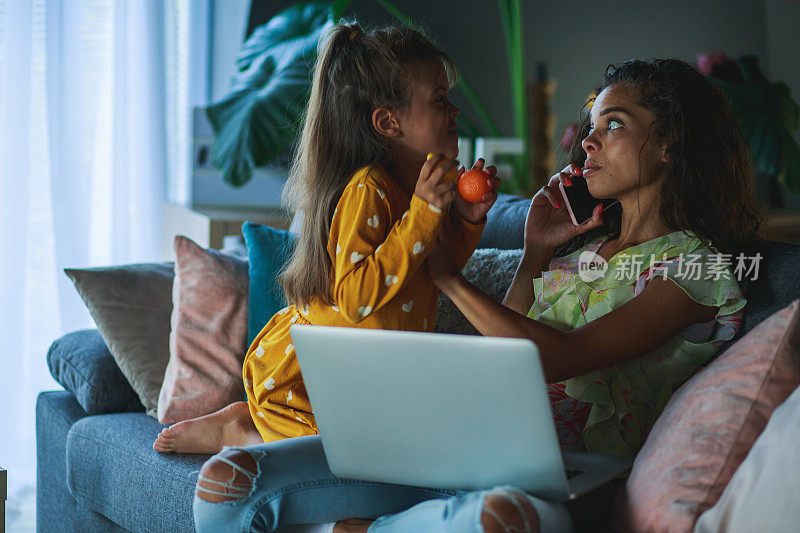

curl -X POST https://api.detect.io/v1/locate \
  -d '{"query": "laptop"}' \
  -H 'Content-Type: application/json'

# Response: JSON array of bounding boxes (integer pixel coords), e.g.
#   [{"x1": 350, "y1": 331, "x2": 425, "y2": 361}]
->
[{"x1": 290, "y1": 325, "x2": 632, "y2": 501}]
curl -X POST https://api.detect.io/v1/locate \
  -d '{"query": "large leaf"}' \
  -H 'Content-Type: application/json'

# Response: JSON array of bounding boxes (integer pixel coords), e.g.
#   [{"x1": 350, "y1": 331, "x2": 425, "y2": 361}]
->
[
  {"x1": 206, "y1": 2, "x2": 336, "y2": 187},
  {"x1": 712, "y1": 56, "x2": 800, "y2": 195}
]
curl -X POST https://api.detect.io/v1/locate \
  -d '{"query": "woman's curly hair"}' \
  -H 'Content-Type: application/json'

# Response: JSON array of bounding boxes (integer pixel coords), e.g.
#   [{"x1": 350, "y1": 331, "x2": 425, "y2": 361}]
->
[{"x1": 556, "y1": 58, "x2": 764, "y2": 258}]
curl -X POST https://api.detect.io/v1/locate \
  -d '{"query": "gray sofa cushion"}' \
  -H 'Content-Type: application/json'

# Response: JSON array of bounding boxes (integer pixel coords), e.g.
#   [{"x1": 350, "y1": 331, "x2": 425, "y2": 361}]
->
[
  {"x1": 435, "y1": 248, "x2": 523, "y2": 335},
  {"x1": 65, "y1": 262, "x2": 175, "y2": 418},
  {"x1": 477, "y1": 193, "x2": 529, "y2": 250},
  {"x1": 736, "y1": 240, "x2": 800, "y2": 339},
  {"x1": 66, "y1": 412, "x2": 207, "y2": 533},
  {"x1": 47, "y1": 329, "x2": 143, "y2": 415},
  {"x1": 36, "y1": 391, "x2": 125, "y2": 532}
]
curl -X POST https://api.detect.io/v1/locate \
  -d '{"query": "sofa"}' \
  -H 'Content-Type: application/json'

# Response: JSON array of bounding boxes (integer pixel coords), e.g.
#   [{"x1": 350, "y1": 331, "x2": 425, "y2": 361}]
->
[{"x1": 36, "y1": 193, "x2": 800, "y2": 532}]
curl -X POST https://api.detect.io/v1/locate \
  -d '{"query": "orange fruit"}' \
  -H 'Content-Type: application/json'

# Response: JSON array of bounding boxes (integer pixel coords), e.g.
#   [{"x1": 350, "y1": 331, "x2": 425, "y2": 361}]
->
[
  {"x1": 426, "y1": 152, "x2": 458, "y2": 182},
  {"x1": 458, "y1": 169, "x2": 492, "y2": 203}
]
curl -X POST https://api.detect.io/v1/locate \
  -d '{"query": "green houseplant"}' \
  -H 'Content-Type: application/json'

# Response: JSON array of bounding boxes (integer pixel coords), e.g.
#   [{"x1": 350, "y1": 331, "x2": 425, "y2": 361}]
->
[
  {"x1": 697, "y1": 51, "x2": 800, "y2": 199},
  {"x1": 207, "y1": 0, "x2": 529, "y2": 191},
  {"x1": 205, "y1": 2, "x2": 342, "y2": 187}
]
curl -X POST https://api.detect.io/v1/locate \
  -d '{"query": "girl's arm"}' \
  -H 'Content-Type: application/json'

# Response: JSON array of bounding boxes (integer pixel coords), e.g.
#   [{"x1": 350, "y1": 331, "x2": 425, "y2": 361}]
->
[
  {"x1": 333, "y1": 184, "x2": 443, "y2": 323},
  {"x1": 435, "y1": 272, "x2": 717, "y2": 383},
  {"x1": 334, "y1": 160, "x2": 457, "y2": 323}
]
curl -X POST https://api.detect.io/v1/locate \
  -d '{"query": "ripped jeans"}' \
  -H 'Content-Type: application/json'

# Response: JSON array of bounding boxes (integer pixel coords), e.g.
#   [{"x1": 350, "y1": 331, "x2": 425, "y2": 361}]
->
[{"x1": 193, "y1": 435, "x2": 573, "y2": 532}]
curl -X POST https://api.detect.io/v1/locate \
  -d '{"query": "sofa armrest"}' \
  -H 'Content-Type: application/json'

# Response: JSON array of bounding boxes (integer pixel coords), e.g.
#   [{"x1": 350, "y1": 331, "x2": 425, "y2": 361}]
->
[{"x1": 47, "y1": 329, "x2": 143, "y2": 415}]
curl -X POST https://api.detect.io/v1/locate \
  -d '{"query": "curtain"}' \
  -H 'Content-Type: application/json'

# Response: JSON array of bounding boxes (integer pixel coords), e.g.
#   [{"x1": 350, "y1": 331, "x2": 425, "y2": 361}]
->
[{"x1": 0, "y1": 0, "x2": 185, "y2": 526}]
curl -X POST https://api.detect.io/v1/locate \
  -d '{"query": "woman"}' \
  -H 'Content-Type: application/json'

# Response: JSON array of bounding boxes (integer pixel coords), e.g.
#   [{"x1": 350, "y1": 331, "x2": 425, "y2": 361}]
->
[{"x1": 193, "y1": 58, "x2": 763, "y2": 533}]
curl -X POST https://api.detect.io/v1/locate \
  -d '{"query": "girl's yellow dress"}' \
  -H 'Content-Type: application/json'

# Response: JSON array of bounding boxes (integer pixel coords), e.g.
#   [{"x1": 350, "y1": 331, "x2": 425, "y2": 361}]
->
[{"x1": 244, "y1": 164, "x2": 484, "y2": 442}]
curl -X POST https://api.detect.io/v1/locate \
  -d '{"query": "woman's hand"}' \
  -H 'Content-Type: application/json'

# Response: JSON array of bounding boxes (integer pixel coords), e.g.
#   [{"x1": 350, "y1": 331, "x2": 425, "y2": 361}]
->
[
  {"x1": 452, "y1": 159, "x2": 501, "y2": 224},
  {"x1": 525, "y1": 164, "x2": 604, "y2": 251},
  {"x1": 415, "y1": 154, "x2": 458, "y2": 211}
]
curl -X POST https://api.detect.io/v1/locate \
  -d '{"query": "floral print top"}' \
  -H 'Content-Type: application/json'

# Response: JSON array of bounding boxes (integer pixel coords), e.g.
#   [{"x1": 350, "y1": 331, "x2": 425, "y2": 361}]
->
[{"x1": 529, "y1": 230, "x2": 746, "y2": 457}]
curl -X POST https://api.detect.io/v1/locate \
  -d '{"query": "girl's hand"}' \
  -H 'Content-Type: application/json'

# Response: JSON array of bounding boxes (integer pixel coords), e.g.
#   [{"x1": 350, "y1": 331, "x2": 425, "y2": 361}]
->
[
  {"x1": 415, "y1": 154, "x2": 458, "y2": 211},
  {"x1": 452, "y1": 159, "x2": 501, "y2": 224},
  {"x1": 525, "y1": 164, "x2": 604, "y2": 251}
]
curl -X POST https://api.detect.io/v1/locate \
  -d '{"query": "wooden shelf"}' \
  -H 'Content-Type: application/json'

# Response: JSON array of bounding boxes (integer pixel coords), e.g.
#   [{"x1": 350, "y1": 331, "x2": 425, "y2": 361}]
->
[{"x1": 162, "y1": 203, "x2": 292, "y2": 260}]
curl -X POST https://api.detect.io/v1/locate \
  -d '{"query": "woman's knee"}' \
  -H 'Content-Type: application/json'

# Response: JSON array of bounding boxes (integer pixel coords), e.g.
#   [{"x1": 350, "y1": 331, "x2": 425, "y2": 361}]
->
[
  {"x1": 480, "y1": 487, "x2": 540, "y2": 533},
  {"x1": 196, "y1": 448, "x2": 258, "y2": 503}
]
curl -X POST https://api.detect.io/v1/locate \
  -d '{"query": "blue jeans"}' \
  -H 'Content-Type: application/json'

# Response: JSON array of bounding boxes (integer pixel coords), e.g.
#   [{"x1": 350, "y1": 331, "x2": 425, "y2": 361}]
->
[{"x1": 193, "y1": 435, "x2": 572, "y2": 532}]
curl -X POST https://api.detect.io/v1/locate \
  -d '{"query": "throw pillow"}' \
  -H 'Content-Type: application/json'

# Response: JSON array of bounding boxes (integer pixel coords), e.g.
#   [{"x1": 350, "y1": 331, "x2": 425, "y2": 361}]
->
[
  {"x1": 620, "y1": 299, "x2": 800, "y2": 532},
  {"x1": 65, "y1": 262, "x2": 175, "y2": 418},
  {"x1": 435, "y1": 248, "x2": 523, "y2": 335},
  {"x1": 47, "y1": 329, "x2": 144, "y2": 414},
  {"x1": 242, "y1": 222, "x2": 295, "y2": 344},
  {"x1": 694, "y1": 382, "x2": 800, "y2": 532},
  {"x1": 158, "y1": 236, "x2": 250, "y2": 424}
]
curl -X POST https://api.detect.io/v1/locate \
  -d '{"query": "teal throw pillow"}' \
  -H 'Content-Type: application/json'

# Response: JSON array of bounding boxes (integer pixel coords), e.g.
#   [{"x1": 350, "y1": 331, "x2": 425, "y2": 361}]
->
[{"x1": 242, "y1": 222, "x2": 295, "y2": 345}]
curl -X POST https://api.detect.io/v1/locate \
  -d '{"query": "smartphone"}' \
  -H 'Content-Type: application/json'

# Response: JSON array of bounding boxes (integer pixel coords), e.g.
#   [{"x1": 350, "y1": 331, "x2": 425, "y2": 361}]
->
[{"x1": 558, "y1": 175, "x2": 618, "y2": 226}]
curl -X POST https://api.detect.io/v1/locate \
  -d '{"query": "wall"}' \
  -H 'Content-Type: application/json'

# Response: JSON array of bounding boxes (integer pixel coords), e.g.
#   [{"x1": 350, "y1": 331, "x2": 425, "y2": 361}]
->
[
  {"x1": 765, "y1": 0, "x2": 800, "y2": 142},
  {"x1": 209, "y1": 0, "x2": 250, "y2": 102},
  {"x1": 210, "y1": 1, "x2": 790, "y2": 135},
  {"x1": 206, "y1": 0, "x2": 799, "y2": 203},
  {"x1": 353, "y1": 1, "x2": 773, "y2": 146}
]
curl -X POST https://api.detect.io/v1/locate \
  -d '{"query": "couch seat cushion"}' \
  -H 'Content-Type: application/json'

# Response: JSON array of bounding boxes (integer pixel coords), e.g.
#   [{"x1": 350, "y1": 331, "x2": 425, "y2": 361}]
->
[{"x1": 66, "y1": 412, "x2": 209, "y2": 532}]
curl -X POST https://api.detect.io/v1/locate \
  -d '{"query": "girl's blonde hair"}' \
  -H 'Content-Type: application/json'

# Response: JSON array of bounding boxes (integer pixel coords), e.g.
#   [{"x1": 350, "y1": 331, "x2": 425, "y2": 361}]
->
[{"x1": 281, "y1": 23, "x2": 457, "y2": 307}]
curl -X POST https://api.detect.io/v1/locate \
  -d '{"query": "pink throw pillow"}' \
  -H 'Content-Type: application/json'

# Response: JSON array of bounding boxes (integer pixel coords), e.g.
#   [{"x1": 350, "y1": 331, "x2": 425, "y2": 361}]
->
[
  {"x1": 620, "y1": 299, "x2": 800, "y2": 532},
  {"x1": 157, "y1": 236, "x2": 249, "y2": 424}
]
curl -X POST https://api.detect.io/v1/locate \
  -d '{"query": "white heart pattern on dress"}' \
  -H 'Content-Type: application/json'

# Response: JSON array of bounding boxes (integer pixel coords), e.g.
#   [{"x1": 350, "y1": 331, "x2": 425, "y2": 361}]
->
[
  {"x1": 255, "y1": 345, "x2": 265, "y2": 358},
  {"x1": 367, "y1": 215, "x2": 379, "y2": 228},
  {"x1": 301, "y1": 306, "x2": 309, "y2": 316},
  {"x1": 402, "y1": 300, "x2": 413, "y2": 312},
  {"x1": 336, "y1": 243, "x2": 341, "y2": 255},
  {"x1": 351, "y1": 251, "x2": 364, "y2": 263},
  {"x1": 244, "y1": 378, "x2": 251, "y2": 388},
  {"x1": 428, "y1": 204, "x2": 442, "y2": 213},
  {"x1": 289, "y1": 315, "x2": 298, "y2": 323},
  {"x1": 412, "y1": 242, "x2": 424, "y2": 255},
  {"x1": 332, "y1": 305, "x2": 339, "y2": 312},
  {"x1": 287, "y1": 390, "x2": 293, "y2": 402},
  {"x1": 385, "y1": 274, "x2": 399, "y2": 286},
  {"x1": 264, "y1": 378, "x2": 275, "y2": 390},
  {"x1": 285, "y1": 344, "x2": 293, "y2": 355},
  {"x1": 375, "y1": 244, "x2": 383, "y2": 254},
  {"x1": 377, "y1": 189, "x2": 385, "y2": 199},
  {"x1": 358, "y1": 305, "x2": 372, "y2": 317},
  {"x1": 257, "y1": 412, "x2": 265, "y2": 418},
  {"x1": 402, "y1": 211, "x2": 408, "y2": 219}
]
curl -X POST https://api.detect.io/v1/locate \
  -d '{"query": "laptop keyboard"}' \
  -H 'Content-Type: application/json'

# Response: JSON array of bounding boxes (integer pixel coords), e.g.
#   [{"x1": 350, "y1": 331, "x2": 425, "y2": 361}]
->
[{"x1": 565, "y1": 469, "x2": 583, "y2": 480}]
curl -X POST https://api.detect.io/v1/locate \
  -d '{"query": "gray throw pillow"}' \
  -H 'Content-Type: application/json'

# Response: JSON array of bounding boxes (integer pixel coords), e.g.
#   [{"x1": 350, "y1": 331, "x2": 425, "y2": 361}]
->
[
  {"x1": 65, "y1": 263, "x2": 174, "y2": 418},
  {"x1": 435, "y1": 248, "x2": 523, "y2": 335}
]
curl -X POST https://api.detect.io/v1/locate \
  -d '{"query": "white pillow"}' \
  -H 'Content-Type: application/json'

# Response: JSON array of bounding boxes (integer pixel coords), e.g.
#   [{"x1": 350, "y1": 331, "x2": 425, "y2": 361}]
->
[{"x1": 694, "y1": 383, "x2": 800, "y2": 533}]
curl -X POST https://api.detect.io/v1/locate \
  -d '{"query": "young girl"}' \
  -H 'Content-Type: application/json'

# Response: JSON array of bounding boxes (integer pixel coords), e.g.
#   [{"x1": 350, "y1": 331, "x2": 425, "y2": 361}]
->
[
  {"x1": 153, "y1": 24, "x2": 498, "y2": 454},
  {"x1": 192, "y1": 58, "x2": 763, "y2": 533}
]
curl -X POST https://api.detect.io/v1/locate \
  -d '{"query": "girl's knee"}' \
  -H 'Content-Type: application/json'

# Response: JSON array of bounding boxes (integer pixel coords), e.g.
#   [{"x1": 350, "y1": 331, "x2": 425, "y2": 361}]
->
[
  {"x1": 480, "y1": 487, "x2": 540, "y2": 533},
  {"x1": 196, "y1": 448, "x2": 258, "y2": 503}
]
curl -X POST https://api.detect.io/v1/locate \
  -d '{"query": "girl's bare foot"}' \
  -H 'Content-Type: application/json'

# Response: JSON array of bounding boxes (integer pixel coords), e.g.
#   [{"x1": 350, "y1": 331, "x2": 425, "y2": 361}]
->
[
  {"x1": 333, "y1": 519, "x2": 374, "y2": 532},
  {"x1": 153, "y1": 401, "x2": 263, "y2": 454}
]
